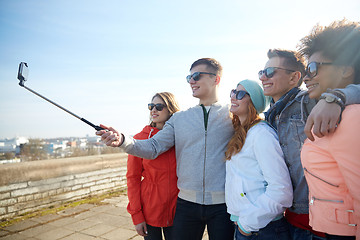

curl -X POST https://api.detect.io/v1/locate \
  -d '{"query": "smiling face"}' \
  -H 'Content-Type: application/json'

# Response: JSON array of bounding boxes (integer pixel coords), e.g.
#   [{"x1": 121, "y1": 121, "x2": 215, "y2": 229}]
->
[
  {"x1": 304, "y1": 51, "x2": 348, "y2": 99},
  {"x1": 150, "y1": 96, "x2": 171, "y2": 129},
  {"x1": 259, "y1": 56, "x2": 298, "y2": 102},
  {"x1": 230, "y1": 84, "x2": 251, "y2": 121},
  {"x1": 188, "y1": 64, "x2": 218, "y2": 104}
]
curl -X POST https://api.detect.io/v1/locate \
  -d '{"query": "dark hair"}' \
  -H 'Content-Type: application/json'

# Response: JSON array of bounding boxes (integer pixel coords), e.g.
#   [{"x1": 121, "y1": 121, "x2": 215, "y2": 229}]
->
[
  {"x1": 150, "y1": 92, "x2": 180, "y2": 127},
  {"x1": 298, "y1": 19, "x2": 360, "y2": 84},
  {"x1": 267, "y1": 49, "x2": 306, "y2": 86},
  {"x1": 190, "y1": 58, "x2": 223, "y2": 77}
]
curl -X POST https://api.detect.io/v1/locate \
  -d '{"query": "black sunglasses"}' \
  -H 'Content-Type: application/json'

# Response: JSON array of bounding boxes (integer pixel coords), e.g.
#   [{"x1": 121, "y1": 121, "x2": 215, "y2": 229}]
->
[
  {"x1": 186, "y1": 72, "x2": 217, "y2": 83},
  {"x1": 230, "y1": 89, "x2": 249, "y2": 100},
  {"x1": 148, "y1": 103, "x2": 166, "y2": 111},
  {"x1": 305, "y1": 62, "x2": 333, "y2": 78},
  {"x1": 258, "y1": 67, "x2": 295, "y2": 79}
]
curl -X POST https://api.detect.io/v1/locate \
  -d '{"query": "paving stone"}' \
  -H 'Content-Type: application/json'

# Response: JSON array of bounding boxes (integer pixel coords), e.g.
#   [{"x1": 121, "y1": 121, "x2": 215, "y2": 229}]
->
[
  {"x1": 73, "y1": 210, "x2": 98, "y2": 220},
  {"x1": 104, "y1": 206, "x2": 128, "y2": 217},
  {"x1": 48, "y1": 217, "x2": 80, "y2": 227},
  {"x1": 131, "y1": 235, "x2": 143, "y2": 240},
  {"x1": 86, "y1": 213, "x2": 129, "y2": 228},
  {"x1": 57, "y1": 207, "x2": 86, "y2": 216},
  {"x1": 0, "y1": 229, "x2": 10, "y2": 237},
  {"x1": 63, "y1": 219, "x2": 98, "y2": 232},
  {"x1": 31, "y1": 213, "x2": 61, "y2": 223},
  {"x1": 0, "y1": 232, "x2": 37, "y2": 240},
  {"x1": 19, "y1": 223, "x2": 57, "y2": 237},
  {"x1": 1, "y1": 195, "x2": 209, "y2": 240},
  {"x1": 80, "y1": 223, "x2": 117, "y2": 237},
  {"x1": 3, "y1": 219, "x2": 39, "y2": 232},
  {"x1": 75, "y1": 204, "x2": 94, "y2": 210},
  {"x1": 100, "y1": 228, "x2": 137, "y2": 240},
  {"x1": 60, "y1": 232, "x2": 98, "y2": 240},
  {"x1": 89, "y1": 205, "x2": 116, "y2": 213},
  {"x1": 35, "y1": 227, "x2": 73, "y2": 240}
]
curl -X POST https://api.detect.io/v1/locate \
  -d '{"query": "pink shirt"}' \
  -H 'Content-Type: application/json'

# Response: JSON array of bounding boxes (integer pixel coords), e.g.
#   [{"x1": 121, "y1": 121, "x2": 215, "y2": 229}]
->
[{"x1": 301, "y1": 105, "x2": 360, "y2": 238}]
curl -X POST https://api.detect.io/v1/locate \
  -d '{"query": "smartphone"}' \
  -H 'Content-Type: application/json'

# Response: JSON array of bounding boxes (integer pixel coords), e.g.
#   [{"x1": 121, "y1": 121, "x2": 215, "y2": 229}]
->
[{"x1": 18, "y1": 62, "x2": 29, "y2": 84}]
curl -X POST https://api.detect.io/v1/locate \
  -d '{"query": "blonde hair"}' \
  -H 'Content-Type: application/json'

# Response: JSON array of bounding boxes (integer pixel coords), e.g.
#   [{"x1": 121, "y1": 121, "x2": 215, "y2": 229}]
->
[
  {"x1": 225, "y1": 102, "x2": 262, "y2": 160},
  {"x1": 150, "y1": 92, "x2": 180, "y2": 127}
]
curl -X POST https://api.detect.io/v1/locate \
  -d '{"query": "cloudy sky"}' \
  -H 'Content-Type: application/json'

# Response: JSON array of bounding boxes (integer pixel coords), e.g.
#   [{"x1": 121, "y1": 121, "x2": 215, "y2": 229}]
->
[{"x1": 1, "y1": 0, "x2": 359, "y2": 139}]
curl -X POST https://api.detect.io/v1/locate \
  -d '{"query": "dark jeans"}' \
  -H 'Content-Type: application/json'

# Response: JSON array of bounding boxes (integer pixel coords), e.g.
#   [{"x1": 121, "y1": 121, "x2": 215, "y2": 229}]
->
[
  {"x1": 287, "y1": 222, "x2": 326, "y2": 240},
  {"x1": 172, "y1": 197, "x2": 234, "y2": 240},
  {"x1": 234, "y1": 217, "x2": 291, "y2": 240},
  {"x1": 145, "y1": 224, "x2": 174, "y2": 240},
  {"x1": 325, "y1": 234, "x2": 355, "y2": 240}
]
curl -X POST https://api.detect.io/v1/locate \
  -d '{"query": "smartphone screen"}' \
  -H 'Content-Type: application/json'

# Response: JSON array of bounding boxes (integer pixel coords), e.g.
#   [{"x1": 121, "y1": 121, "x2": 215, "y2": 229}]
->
[{"x1": 18, "y1": 62, "x2": 29, "y2": 82}]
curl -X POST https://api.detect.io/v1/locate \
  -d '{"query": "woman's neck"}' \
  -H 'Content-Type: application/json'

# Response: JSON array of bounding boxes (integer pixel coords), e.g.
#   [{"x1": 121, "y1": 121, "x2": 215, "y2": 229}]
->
[{"x1": 155, "y1": 123, "x2": 164, "y2": 130}]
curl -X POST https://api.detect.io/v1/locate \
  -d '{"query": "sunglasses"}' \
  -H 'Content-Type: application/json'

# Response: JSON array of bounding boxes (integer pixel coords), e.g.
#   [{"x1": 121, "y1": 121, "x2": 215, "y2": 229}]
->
[
  {"x1": 186, "y1": 72, "x2": 217, "y2": 83},
  {"x1": 148, "y1": 103, "x2": 166, "y2": 111},
  {"x1": 230, "y1": 89, "x2": 249, "y2": 100},
  {"x1": 305, "y1": 62, "x2": 333, "y2": 78},
  {"x1": 258, "y1": 67, "x2": 295, "y2": 79}
]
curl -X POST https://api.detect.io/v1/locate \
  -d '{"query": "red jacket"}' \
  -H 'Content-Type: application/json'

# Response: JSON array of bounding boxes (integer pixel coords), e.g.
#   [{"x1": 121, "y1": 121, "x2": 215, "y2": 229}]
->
[{"x1": 126, "y1": 125, "x2": 178, "y2": 227}]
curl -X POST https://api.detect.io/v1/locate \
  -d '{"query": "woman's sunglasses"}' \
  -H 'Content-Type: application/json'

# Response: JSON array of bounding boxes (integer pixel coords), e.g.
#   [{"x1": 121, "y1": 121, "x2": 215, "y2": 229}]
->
[
  {"x1": 186, "y1": 72, "x2": 217, "y2": 83},
  {"x1": 148, "y1": 103, "x2": 166, "y2": 111},
  {"x1": 230, "y1": 89, "x2": 249, "y2": 100},
  {"x1": 258, "y1": 67, "x2": 295, "y2": 79},
  {"x1": 305, "y1": 62, "x2": 333, "y2": 78}
]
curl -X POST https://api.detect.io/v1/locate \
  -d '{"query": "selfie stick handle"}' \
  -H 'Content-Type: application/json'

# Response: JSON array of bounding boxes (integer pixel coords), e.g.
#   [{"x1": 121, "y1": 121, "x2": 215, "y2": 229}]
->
[{"x1": 20, "y1": 85, "x2": 105, "y2": 131}]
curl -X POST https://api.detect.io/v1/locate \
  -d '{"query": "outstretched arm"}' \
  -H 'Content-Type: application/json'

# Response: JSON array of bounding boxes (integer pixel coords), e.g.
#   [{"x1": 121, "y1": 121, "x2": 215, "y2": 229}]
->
[{"x1": 95, "y1": 124, "x2": 124, "y2": 147}]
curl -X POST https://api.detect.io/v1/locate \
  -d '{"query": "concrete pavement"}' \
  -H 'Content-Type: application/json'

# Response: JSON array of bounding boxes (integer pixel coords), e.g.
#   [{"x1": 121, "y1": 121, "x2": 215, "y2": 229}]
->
[{"x1": 0, "y1": 193, "x2": 209, "y2": 240}]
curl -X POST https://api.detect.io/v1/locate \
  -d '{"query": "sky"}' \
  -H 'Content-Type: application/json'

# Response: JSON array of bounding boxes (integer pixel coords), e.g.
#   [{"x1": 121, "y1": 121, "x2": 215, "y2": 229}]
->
[{"x1": 1, "y1": 0, "x2": 359, "y2": 139}]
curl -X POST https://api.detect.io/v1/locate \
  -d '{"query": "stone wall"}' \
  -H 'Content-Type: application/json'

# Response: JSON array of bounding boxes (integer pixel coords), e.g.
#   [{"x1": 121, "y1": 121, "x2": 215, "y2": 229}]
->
[{"x1": 0, "y1": 153, "x2": 128, "y2": 220}]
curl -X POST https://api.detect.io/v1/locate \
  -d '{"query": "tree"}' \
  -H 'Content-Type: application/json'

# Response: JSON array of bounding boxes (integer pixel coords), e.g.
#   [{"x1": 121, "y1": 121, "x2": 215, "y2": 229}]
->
[{"x1": 20, "y1": 139, "x2": 48, "y2": 161}]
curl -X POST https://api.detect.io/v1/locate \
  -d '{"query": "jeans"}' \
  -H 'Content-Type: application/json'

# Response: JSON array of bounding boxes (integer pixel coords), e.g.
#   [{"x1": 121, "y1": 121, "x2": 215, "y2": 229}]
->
[
  {"x1": 172, "y1": 197, "x2": 234, "y2": 240},
  {"x1": 288, "y1": 223, "x2": 326, "y2": 240},
  {"x1": 145, "y1": 224, "x2": 174, "y2": 240},
  {"x1": 234, "y1": 217, "x2": 291, "y2": 240},
  {"x1": 325, "y1": 234, "x2": 355, "y2": 240}
]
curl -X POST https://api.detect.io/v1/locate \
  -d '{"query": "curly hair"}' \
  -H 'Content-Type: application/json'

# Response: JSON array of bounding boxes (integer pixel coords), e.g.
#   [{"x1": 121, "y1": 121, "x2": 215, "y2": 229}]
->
[{"x1": 298, "y1": 19, "x2": 360, "y2": 84}]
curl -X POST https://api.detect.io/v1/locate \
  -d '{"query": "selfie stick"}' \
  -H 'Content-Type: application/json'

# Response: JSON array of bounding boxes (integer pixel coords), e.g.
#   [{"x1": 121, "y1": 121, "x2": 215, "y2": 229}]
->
[{"x1": 17, "y1": 62, "x2": 105, "y2": 131}]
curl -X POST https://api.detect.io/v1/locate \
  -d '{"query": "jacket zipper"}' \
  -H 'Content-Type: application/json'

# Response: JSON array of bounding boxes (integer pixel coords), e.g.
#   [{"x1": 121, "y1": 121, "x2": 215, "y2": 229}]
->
[
  {"x1": 203, "y1": 129, "x2": 207, "y2": 203},
  {"x1": 303, "y1": 167, "x2": 339, "y2": 187},
  {"x1": 201, "y1": 105, "x2": 210, "y2": 204},
  {"x1": 309, "y1": 196, "x2": 344, "y2": 205}
]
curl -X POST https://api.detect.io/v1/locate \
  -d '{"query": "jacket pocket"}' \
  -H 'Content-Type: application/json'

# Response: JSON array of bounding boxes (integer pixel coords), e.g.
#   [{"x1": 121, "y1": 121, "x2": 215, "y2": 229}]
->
[{"x1": 333, "y1": 209, "x2": 356, "y2": 226}]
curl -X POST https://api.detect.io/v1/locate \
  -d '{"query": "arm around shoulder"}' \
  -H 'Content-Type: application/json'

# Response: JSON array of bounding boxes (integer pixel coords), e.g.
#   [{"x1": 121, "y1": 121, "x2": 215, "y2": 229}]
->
[{"x1": 337, "y1": 84, "x2": 360, "y2": 105}]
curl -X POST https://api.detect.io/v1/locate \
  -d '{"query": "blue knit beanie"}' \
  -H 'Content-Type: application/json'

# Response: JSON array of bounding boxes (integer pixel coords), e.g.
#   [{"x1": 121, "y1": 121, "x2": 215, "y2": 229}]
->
[{"x1": 237, "y1": 79, "x2": 270, "y2": 113}]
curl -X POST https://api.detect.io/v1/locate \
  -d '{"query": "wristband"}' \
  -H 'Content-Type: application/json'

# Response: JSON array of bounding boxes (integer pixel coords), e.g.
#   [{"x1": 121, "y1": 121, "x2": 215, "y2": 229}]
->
[
  {"x1": 118, "y1": 133, "x2": 125, "y2": 147},
  {"x1": 319, "y1": 92, "x2": 345, "y2": 109},
  {"x1": 319, "y1": 92, "x2": 345, "y2": 123},
  {"x1": 325, "y1": 88, "x2": 346, "y2": 105}
]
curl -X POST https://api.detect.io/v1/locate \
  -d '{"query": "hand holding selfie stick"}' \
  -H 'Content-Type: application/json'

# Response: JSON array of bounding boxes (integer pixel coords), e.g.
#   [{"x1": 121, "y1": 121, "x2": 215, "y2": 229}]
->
[{"x1": 17, "y1": 62, "x2": 105, "y2": 131}]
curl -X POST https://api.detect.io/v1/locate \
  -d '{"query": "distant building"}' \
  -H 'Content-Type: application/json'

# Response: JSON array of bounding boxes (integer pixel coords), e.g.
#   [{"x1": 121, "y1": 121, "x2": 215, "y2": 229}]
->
[{"x1": 0, "y1": 137, "x2": 28, "y2": 154}]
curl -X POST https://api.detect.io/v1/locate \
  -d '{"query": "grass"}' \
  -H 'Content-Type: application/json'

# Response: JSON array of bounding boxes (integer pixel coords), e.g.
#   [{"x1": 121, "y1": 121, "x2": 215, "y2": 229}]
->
[{"x1": 0, "y1": 188, "x2": 127, "y2": 229}]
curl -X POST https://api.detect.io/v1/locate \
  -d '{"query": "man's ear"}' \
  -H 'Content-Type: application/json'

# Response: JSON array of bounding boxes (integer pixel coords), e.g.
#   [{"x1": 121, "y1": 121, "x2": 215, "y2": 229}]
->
[
  {"x1": 289, "y1": 71, "x2": 302, "y2": 85},
  {"x1": 215, "y1": 75, "x2": 221, "y2": 85},
  {"x1": 341, "y1": 66, "x2": 354, "y2": 79}
]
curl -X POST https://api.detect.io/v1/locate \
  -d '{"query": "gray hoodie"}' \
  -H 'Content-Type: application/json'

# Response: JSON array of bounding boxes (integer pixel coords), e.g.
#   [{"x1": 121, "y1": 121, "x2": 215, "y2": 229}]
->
[{"x1": 121, "y1": 103, "x2": 234, "y2": 205}]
